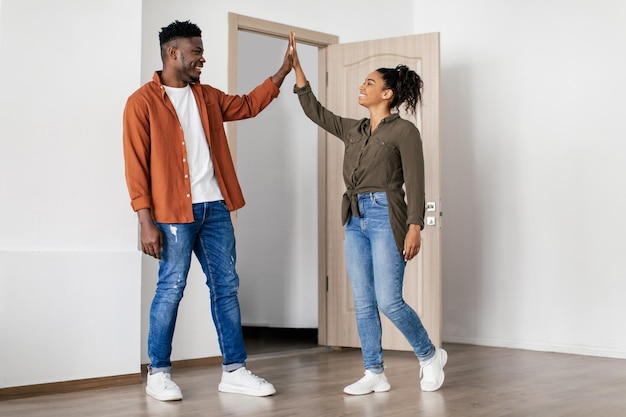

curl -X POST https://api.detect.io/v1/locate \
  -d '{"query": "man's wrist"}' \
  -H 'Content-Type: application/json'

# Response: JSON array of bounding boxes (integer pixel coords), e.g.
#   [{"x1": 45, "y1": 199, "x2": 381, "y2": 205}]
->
[
  {"x1": 271, "y1": 70, "x2": 289, "y2": 86},
  {"x1": 137, "y1": 208, "x2": 154, "y2": 224}
]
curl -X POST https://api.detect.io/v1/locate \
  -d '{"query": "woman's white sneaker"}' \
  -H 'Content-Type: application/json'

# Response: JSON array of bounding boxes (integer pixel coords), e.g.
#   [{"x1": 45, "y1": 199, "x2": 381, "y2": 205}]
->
[
  {"x1": 218, "y1": 367, "x2": 276, "y2": 397},
  {"x1": 419, "y1": 348, "x2": 448, "y2": 391},
  {"x1": 343, "y1": 370, "x2": 391, "y2": 395},
  {"x1": 146, "y1": 372, "x2": 183, "y2": 401}
]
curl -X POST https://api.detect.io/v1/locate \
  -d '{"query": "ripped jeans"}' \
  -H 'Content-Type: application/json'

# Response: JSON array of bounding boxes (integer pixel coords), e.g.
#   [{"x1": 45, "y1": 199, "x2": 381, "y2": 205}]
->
[{"x1": 148, "y1": 201, "x2": 246, "y2": 373}]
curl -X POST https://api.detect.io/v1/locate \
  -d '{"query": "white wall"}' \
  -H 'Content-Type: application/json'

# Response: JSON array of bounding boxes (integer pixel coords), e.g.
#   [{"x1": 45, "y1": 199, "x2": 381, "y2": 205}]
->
[
  {"x1": 0, "y1": 0, "x2": 143, "y2": 388},
  {"x1": 414, "y1": 0, "x2": 626, "y2": 358},
  {"x1": 237, "y1": 32, "x2": 319, "y2": 329}
]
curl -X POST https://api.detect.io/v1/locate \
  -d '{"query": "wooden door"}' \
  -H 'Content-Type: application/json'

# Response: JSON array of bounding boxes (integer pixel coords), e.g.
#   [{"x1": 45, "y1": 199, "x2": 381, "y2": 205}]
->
[{"x1": 324, "y1": 33, "x2": 442, "y2": 350}]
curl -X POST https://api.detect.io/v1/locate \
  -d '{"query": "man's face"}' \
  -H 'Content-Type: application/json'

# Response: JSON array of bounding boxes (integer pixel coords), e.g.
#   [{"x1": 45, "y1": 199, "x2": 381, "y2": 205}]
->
[{"x1": 171, "y1": 36, "x2": 205, "y2": 84}]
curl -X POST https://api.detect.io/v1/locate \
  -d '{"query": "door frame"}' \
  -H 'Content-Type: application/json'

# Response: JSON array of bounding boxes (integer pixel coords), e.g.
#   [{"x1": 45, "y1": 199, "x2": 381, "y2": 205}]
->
[{"x1": 227, "y1": 13, "x2": 338, "y2": 345}]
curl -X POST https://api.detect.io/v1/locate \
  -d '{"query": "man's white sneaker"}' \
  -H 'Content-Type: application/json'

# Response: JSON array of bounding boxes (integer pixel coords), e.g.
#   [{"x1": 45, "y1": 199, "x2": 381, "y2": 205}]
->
[
  {"x1": 343, "y1": 370, "x2": 391, "y2": 395},
  {"x1": 146, "y1": 372, "x2": 183, "y2": 401},
  {"x1": 218, "y1": 367, "x2": 276, "y2": 397},
  {"x1": 420, "y1": 348, "x2": 448, "y2": 391}
]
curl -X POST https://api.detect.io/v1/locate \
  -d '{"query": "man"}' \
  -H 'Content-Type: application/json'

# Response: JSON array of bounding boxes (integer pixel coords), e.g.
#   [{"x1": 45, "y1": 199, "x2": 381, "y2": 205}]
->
[{"x1": 123, "y1": 20, "x2": 293, "y2": 401}]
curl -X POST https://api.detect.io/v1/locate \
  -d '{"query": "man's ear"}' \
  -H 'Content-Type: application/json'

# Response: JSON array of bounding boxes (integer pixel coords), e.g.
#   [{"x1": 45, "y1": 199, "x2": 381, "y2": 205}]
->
[{"x1": 166, "y1": 45, "x2": 178, "y2": 60}]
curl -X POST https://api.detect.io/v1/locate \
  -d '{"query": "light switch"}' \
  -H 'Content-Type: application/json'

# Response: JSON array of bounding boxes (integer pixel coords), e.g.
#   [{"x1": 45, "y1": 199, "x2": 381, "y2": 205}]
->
[
  {"x1": 426, "y1": 216, "x2": 436, "y2": 226},
  {"x1": 426, "y1": 202, "x2": 436, "y2": 212}
]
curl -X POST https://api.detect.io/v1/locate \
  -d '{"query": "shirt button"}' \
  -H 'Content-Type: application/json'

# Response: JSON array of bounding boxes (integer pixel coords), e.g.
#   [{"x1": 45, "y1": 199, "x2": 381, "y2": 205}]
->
[
  {"x1": 185, "y1": 175, "x2": 188, "y2": 178},
  {"x1": 186, "y1": 194, "x2": 191, "y2": 198},
  {"x1": 182, "y1": 142, "x2": 185, "y2": 145},
  {"x1": 183, "y1": 158, "x2": 186, "y2": 162}
]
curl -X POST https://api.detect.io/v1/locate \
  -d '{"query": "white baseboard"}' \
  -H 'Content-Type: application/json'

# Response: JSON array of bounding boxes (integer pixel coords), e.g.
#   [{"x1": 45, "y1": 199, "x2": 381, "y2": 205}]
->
[{"x1": 442, "y1": 336, "x2": 626, "y2": 359}]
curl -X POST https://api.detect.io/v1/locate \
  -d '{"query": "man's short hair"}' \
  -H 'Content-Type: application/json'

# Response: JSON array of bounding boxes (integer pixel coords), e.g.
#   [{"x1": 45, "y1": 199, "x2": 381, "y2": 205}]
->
[{"x1": 159, "y1": 20, "x2": 201, "y2": 45}]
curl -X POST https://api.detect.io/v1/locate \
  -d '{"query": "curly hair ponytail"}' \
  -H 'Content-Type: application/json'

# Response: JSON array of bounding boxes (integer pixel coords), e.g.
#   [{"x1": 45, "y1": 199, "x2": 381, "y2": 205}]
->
[{"x1": 377, "y1": 64, "x2": 423, "y2": 115}]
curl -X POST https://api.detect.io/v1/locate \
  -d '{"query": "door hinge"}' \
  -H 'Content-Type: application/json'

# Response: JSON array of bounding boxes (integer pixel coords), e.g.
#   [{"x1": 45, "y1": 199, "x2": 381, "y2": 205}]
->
[{"x1": 326, "y1": 276, "x2": 329, "y2": 292}]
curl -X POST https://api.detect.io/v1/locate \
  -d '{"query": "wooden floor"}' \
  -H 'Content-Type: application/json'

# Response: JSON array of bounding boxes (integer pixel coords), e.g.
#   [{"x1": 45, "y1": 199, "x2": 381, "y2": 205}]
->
[{"x1": 3, "y1": 343, "x2": 626, "y2": 417}]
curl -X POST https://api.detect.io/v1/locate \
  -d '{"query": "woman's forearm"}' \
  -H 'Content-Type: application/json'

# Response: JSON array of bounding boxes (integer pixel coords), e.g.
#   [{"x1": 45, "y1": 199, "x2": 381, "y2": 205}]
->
[{"x1": 294, "y1": 64, "x2": 307, "y2": 88}]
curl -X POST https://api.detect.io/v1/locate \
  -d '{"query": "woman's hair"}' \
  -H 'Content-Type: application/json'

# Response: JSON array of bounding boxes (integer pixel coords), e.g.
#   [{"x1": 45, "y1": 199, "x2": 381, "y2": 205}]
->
[{"x1": 377, "y1": 65, "x2": 423, "y2": 114}]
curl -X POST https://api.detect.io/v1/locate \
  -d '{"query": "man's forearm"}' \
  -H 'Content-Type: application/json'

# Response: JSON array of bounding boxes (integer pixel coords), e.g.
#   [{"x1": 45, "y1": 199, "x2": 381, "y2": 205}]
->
[{"x1": 271, "y1": 66, "x2": 291, "y2": 87}]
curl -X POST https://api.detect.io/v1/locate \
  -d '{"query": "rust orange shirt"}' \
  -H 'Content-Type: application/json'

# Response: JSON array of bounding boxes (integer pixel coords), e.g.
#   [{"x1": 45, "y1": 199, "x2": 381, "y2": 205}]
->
[{"x1": 123, "y1": 71, "x2": 280, "y2": 223}]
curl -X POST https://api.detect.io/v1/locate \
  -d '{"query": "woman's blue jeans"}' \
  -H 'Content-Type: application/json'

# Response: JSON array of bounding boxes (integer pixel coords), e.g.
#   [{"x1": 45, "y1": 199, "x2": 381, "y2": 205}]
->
[
  {"x1": 345, "y1": 192, "x2": 435, "y2": 372},
  {"x1": 148, "y1": 201, "x2": 246, "y2": 373}
]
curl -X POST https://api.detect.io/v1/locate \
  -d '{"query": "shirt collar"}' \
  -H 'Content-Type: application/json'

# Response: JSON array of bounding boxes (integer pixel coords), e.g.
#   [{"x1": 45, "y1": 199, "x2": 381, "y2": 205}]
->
[
  {"x1": 382, "y1": 113, "x2": 401, "y2": 123},
  {"x1": 153, "y1": 71, "x2": 198, "y2": 98},
  {"x1": 364, "y1": 113, "x2": 400, "y2": 128}
]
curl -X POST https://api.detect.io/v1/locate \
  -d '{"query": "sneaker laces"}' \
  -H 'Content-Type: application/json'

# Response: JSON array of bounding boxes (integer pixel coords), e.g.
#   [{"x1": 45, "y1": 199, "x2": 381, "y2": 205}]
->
[
  {"x1": 154, "y1": 373, "x2": 177, "y2": 389},
  {"x1": 241, "y1": 368, "x2": 268, "y2": 384}
]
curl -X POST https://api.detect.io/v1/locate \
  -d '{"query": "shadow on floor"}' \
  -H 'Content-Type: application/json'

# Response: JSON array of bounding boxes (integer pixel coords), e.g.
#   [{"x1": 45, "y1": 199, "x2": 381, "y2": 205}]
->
[{"x1": 243, "y1": 326, "x2": 319, "y2": 356}]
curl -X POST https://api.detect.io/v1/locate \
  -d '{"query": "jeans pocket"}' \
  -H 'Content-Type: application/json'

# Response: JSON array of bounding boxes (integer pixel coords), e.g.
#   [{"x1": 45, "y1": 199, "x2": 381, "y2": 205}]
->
[{"x1": 371, "y1": 192, "x2": 389, "y2": 208}]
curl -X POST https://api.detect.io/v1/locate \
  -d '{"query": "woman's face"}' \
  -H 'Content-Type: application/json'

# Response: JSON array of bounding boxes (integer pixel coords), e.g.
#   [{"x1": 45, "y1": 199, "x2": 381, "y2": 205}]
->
[{"x1": 358, "y1": 71, "x2": 391, "y2": 108}]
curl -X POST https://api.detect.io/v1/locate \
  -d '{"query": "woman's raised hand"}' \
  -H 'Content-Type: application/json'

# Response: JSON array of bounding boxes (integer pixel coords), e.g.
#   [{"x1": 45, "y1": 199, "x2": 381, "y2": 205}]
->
[{"x1": 290, "y1": 32, "x2": 308, "y2": 87}]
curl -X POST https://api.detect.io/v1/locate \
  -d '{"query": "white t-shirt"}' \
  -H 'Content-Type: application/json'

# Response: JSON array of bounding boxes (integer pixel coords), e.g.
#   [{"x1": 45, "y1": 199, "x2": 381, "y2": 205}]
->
[{"x1": 163, "y1": 84, "x2": 224, "y2": 203}]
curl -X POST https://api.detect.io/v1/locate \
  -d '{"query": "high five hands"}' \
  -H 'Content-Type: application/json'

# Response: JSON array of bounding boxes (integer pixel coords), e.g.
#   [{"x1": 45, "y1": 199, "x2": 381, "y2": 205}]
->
[
  {"x1": 270, "y1": 32, "x2": 296, "y2": 87},
  {"x1": 288, "y1": 32, "x2": 308, "y2": 87}
]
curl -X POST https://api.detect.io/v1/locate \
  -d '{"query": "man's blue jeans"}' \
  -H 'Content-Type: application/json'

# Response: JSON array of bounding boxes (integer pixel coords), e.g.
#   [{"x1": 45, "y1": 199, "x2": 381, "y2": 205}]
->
[
  {"x1": 345, "y1": 192, "x2": 435, "y2": 373},
  {"x1": 148, "y1": 201, "x2": 246, "y2": 373}
]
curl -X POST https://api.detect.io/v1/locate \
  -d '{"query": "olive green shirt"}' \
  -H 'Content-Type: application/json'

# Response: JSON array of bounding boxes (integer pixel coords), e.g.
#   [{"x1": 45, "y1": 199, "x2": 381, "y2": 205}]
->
[{"x1": 294, "y1": 82, "x2": 425, "y2": 256}]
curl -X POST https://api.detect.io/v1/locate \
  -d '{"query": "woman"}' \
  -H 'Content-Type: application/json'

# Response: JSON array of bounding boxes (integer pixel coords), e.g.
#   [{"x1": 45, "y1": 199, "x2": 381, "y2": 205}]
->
[{"x1": 290, "y1": 33, "x2": 446, "y2": 394}]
